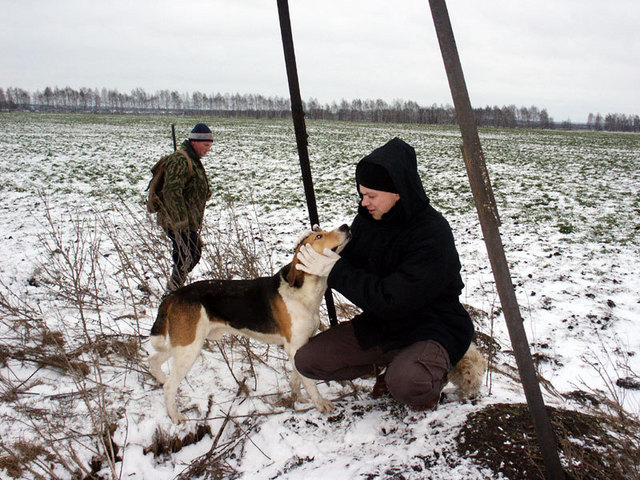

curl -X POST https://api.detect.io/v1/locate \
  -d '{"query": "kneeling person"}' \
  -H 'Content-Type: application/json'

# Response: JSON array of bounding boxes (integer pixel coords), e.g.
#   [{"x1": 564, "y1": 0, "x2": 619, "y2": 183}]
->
[{"x1": 294, "y1": 137, "x2": 473, "y2": 410}]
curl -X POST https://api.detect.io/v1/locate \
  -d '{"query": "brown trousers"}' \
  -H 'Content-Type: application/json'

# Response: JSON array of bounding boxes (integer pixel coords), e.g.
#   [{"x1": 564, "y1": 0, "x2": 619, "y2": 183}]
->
[{"x1": 294, "y1": 321, "x2": 450, "y2": 407}]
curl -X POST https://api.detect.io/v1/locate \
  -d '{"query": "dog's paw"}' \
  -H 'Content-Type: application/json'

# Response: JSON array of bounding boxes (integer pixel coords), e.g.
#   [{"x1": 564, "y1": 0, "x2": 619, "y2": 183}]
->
[
  {"x1": 313, "y1": 397, "x2": 335, "y2": 413},
  {"x1": 149, "y1": 365, "x2": 167, "y2": 384},
  {"x1": 289, "y1": 381, "x2": 304, "y2": 401},
  {"x1": 169, "y1": 411, "x2": 186, "y2": 425},
  {"x1": 293, "y1": 391, "x2": 310, "y2": 404}
]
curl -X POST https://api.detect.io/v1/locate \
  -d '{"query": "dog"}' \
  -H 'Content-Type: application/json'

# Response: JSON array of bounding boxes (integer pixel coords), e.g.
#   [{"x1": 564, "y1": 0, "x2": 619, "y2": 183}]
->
[
  {"x1": 447, "y1": 342, "x2": 486, "y2": 400},
  {"x1": 149, "y1": 224, "x2": 351, "y2": 424}
]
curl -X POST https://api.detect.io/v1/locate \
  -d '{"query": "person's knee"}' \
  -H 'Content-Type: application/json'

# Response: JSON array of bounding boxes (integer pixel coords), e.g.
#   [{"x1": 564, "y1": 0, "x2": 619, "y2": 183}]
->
[
  {"x1": 385, "y1": 341, "x2": 450, "y2": 407},
  {"x1": 386, "y1": 364, "x2": 440, "y2": 406},
  {"x1": 293, "y1": 343, "x2": 320, "y2": 379}
]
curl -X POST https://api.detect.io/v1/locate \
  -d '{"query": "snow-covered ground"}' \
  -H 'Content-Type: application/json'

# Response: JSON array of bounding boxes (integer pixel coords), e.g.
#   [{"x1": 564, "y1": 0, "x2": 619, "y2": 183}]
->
[{"x1": 0, "y1": 112, "x2": 638, "y2": 479}]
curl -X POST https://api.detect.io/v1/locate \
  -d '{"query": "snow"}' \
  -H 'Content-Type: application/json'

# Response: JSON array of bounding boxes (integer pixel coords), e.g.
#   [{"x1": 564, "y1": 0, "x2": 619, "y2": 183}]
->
[{"x1": 0, "y1": 112, "x2": 639, "y2": 479}]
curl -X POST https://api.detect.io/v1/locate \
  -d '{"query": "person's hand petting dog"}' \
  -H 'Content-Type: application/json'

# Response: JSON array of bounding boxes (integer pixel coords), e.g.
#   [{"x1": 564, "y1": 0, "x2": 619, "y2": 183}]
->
[{"x1": 295, "y1": 244, "x2": 341, "y2": 276}]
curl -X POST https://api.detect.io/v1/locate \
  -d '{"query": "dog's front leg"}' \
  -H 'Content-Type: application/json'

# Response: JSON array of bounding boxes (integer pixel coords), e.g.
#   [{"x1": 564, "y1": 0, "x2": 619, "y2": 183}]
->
[
  {"x1": 289, "y1": 369, "x2": 304, "y2": 401},
  {"x1": 285, "y1": 344, "x2": 334, "y2": 413},
  {"x1": 298, "y1": 374, "x2": 334, "y2": 413}
]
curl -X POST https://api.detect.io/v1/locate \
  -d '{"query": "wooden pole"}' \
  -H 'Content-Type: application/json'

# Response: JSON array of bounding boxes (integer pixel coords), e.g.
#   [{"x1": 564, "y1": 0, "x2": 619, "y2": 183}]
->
[
  {"x1": 276, "y1": 0, "x2": 338, "y2": 326},
  {"x1": 171, "y1": 123, "x2": 177, "y2": 151},
  {"x1": 427, "y1": 1, "x2": 565, "y2": 478}
]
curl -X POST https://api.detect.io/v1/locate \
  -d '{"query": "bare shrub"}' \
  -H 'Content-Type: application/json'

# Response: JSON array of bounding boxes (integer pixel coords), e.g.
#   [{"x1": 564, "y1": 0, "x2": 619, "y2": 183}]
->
[
  {"x1": 0, "y1": 195, "x2": 289, "y2": 478},
  {"x1": 37, "y1": 195, "x2": 110, "y2": 343},
  {"x1": 199, "y1": 200, "x2": 274, "y2": 281},
  {"x1": 98, "y1": 198, "x2": 171, "y2": 302}
]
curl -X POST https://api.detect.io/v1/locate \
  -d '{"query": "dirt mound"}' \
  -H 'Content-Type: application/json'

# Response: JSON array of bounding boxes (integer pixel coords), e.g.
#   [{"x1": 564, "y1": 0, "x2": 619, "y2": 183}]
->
[{"x1": 457, "y1": 402, "x2": 640, "y2": 479}]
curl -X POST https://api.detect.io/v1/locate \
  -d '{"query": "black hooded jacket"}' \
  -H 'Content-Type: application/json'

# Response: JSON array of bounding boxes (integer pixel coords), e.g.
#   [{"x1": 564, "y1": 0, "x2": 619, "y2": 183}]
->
[{"x1": 327, "y1": 138, "x2": 473, "y2": 365}]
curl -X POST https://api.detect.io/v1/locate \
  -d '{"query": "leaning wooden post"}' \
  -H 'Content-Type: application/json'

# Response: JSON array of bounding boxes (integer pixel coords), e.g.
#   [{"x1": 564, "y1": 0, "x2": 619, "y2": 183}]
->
[
  {"x1": 276, "y1": 0, "x2": 338, "y2": 326},
  {"x1": 428, "y1": 0, "x2": 565, "y2": 478},
  {"x1": 171, "y1": 123, "x2": 177, "y2": 151}
]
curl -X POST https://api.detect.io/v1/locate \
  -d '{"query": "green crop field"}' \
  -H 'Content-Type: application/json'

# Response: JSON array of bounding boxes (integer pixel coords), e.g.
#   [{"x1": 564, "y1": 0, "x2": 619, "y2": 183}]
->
[
  {"x1": 0, "y1": 112, "x2": 638, "y2": 479},
  {"x1": 2, "y1": 112, "x2": 638, "y2": 244}
]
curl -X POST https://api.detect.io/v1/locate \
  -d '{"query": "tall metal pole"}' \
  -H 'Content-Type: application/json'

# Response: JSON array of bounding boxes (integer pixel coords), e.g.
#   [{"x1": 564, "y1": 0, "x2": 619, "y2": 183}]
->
[
  {"x1": 427, "y1": 1, "x2": 565, "y2": 478},
  {"x1": 277, "y1": 0, "x2": 338, "y2": 326}
]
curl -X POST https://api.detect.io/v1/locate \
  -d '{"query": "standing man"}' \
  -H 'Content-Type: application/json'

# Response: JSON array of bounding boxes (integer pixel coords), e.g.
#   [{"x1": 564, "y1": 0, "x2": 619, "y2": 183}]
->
[
  {"x1": 157, "y1": 123, "x2": 213, "y2": 293},
  {"x1": 294, "y1": 137, "x2": 473, "y2": 411}
]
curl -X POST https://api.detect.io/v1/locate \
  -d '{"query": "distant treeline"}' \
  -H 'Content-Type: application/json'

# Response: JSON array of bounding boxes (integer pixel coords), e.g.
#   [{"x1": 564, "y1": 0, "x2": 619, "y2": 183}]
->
[{"x1": 2, "y1": 86, "x2": 639, "y2": 132}]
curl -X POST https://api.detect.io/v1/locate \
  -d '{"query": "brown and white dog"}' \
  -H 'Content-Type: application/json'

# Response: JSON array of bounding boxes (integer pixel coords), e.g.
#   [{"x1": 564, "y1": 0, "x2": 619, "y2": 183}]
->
[{"x1": 149, "y1": 224, "x2": 351, "y2": 424}]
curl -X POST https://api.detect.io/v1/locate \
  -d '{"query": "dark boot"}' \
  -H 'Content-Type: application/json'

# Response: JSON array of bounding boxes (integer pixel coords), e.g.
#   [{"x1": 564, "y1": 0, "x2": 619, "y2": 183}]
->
[{"x1": 370, "y1": 372, "x2": 390, "y2": 399}]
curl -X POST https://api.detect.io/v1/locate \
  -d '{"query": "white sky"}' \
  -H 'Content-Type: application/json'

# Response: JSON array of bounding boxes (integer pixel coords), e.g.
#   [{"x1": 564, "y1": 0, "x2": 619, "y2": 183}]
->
[{"x1": 2, "y1": 0, "x2": 639, "y2": 122}]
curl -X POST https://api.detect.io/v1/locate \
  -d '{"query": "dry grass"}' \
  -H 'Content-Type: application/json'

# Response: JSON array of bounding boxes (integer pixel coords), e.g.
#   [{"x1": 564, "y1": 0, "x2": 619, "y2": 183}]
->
[{"x1": 0, "y1": 198, "x2": 288, "y2": 478}]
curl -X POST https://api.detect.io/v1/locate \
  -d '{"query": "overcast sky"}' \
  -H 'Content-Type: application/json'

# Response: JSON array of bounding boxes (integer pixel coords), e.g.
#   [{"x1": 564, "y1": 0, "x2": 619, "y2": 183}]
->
[{"x1": 2, "y1": 0, "x2": 639, "y2": 122}]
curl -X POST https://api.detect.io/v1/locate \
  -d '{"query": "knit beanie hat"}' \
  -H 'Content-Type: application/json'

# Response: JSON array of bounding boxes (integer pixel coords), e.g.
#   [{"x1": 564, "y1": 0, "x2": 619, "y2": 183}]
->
[
  {"x1": 189, "y1": 123, "x2": 213, "y2": 142},
  {"x1": 356, "y1": 161, "x2": 397, "y2": 193}
]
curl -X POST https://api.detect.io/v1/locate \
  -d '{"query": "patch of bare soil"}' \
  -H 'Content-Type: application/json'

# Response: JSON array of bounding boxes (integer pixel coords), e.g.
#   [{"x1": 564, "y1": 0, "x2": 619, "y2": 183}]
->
[{"x1": 457, "y1": 402, "x2": 640, "y2": 479}]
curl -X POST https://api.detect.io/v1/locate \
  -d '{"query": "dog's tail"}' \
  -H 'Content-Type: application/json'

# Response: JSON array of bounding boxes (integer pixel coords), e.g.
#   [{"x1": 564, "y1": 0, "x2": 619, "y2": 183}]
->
[{"x1": 150, "y1": 298, "x2": 171, "y2": 352}]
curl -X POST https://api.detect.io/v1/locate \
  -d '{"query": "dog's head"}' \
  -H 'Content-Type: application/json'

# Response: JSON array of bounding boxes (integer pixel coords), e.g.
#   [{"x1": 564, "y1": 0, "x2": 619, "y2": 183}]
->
[{"x1": 287, "y1": 224, "x2": 351, "y2": 287}]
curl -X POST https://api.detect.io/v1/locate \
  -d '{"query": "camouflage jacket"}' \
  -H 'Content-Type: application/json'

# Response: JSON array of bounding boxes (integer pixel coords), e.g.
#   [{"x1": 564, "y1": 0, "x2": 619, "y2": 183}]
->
[{"x1": 157, "y1": 140, "x2": 211, "y2": 232}]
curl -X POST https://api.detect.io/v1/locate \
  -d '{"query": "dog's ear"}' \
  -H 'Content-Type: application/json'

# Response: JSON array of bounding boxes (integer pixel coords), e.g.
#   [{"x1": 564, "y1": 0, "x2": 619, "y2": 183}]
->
[
  {"x1": 294, "y1": 229, "x2": 313, "y2": 251},
  {"x1": 286, "y1": 246, "x2": 305, "y2": 287}
]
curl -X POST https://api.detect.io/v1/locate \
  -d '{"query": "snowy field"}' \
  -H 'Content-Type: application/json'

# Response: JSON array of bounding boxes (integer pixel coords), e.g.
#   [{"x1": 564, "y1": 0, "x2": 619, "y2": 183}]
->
[{"x1": 0, "y1": 112, "x2": 639, "y2": 479}]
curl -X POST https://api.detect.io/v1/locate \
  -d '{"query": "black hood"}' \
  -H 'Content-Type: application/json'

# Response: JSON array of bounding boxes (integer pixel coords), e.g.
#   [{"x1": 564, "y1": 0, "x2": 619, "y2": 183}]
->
[{"x1": 356, "y1": 137, "x2": 430, "y2": 222}]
